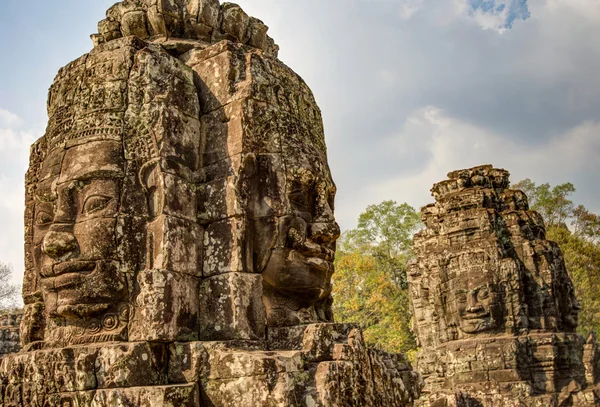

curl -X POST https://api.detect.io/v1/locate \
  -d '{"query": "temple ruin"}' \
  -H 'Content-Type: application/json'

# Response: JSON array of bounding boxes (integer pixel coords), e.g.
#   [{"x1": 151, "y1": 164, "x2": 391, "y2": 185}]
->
[
  {"x1": 1, "y1": 1, "x2": 598, "y2": 406},
  {"x1": 0, "y1": 311, "x2": 21, "y2": 361},
  {"x1": 408, "y1": 165, "x2": 600, "y2": 406},
  {"x1": 0, "y1": 1, "x2": 421, "y2": 406}
]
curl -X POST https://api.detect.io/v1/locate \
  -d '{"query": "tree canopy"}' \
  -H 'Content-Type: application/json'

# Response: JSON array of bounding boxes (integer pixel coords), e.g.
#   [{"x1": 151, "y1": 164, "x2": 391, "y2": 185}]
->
[
  {"x1": 332, "y1": 201, "x2": 421, "y2": 355},
  {"x1": 0, "y1": 262, "x2": 19, "y2": 311},
  {"x1": 513, "y1": 179, "x2": 600, "y2": 336},
  {"x1": 332, "y1": 183, "x2": 600, "y2": 355}
]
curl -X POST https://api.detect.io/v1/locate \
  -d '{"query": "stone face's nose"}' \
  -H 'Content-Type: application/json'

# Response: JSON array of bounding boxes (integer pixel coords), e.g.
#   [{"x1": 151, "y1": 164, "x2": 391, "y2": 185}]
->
[
  {"x1": 466, "y1": 293, "x2": 484, "y2": 313},
  {"x1": 466, "y1": 305, "x2": 484, "y2": 313},
  {"x1": 309, "y1": 221, "x2": 341, "y2": 245},
  {"x1": 42, "y1": 231, "x2": 79, "y2": 261}
]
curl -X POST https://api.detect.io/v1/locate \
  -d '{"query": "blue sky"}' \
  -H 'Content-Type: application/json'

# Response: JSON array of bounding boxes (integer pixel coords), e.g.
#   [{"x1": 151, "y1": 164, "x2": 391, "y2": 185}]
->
[
  {"x1": 468, "y1": 0, "x2": 530, "y2": 29},
  {"x1": 1, "y1": 0, "x2": 600, "y2": 288}
]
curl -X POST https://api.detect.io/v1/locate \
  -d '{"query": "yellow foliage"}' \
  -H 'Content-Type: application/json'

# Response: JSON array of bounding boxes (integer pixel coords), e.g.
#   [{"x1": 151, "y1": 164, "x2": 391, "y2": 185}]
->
[{"x1": 332, "y1": 250, "x2": 416, "y2": 354}]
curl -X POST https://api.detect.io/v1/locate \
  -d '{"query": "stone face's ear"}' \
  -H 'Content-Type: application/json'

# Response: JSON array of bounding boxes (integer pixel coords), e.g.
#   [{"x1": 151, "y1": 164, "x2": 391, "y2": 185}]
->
[{"x1": 139, "y1": 160, "x2": 164, "y2": 219}]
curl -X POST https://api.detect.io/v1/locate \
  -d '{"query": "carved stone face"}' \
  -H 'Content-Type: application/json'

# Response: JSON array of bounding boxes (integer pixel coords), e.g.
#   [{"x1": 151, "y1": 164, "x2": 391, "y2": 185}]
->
[
  {"x1": 34, "y1": 140, "x2": 128, "y2": 320},
  {"x1": 251, "y1": 152, "x2": 339, "y2": 323},
  {"x1": 454, "y1": 270, "x2": 502, "y2": 334},
  {"x1": 561, "y1": 285, "x2": 581, "y2": 330}
]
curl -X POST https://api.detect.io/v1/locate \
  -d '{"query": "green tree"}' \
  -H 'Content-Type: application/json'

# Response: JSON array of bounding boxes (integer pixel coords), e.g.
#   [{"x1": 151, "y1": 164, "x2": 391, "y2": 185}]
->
[
  {"x1": 512, "y1": 179, "x2": 600, "y2": 336},
  {"x1": 512, "y1": 179, "x2": 575, "y2": 227},
  {"x1": 332, "y1": 201, "x2": 422, "y2": 354},
  {"x1": 344, "y1": 200, "x2": 421, "y2": 288},
  {"x1": 548, "y1": 226, "x2": 600, "y2": 335},
  {"x1": 0, "y1": 262, "x2": 18, "y2": 311}
]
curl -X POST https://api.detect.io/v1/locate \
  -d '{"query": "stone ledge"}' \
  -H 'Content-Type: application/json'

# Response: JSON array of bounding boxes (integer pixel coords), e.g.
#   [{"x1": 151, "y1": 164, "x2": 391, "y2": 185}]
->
[{"x1": 0, "y1": 323, "x2": 422, "y2": 406}]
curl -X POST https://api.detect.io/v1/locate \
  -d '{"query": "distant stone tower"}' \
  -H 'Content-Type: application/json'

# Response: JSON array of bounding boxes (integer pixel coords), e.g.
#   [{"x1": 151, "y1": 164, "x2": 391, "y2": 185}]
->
[
  {"x1": 408, "y1": 165, "x2": 600, "y2": 406},
  {"x1": 0, "y1": 1, "x2": 422, "y2": 406},
  {"x1": 0, "y1": 311, "x2": 22, "y2": 361}
]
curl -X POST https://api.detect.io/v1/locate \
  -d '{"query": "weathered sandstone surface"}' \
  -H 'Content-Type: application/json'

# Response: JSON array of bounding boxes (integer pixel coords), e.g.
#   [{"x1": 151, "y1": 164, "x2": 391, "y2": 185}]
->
[
  {"x1": 0, "y1": 312, "x2": 21, "y2": 361},
  {"x1": 0, "y1": 1, "x2": 422, "y2": 406},
  {"x1": 408, "y1": 165, "x2": 600, "y2": 406}
]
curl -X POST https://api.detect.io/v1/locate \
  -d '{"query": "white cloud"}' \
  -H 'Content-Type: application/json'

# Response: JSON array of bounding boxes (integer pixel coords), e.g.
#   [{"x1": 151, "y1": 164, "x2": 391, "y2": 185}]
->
[
  {"x1": 2, "y1": 0, "x2": 600, "y2": 282},
  {"x1": 0, "y1": 109, "x2": 38, "y2": 290},
  {"x1": 0, "y1": 128, "x2": 34, "y2": 153},
  {"x1": 544, "y1": 0, "x2": 600, "y2": 21},
  {"x1": 0, "y1": 108, "x2": 23, "y2": 129},
  {"x1": 397, "y1": 0, "x2": 426, "y2": 20},
  {"x1": 370, "y1": 107, "x2": 600, "y2": 210}
]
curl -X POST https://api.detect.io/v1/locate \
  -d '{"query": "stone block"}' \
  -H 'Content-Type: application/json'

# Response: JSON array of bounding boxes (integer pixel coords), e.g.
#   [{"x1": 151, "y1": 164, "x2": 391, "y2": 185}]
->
[
  {"x1": 58, "y1": 140, "x2": 123, "y2": 184},
  {"x1": 203, "y1": 217, "x2": 249, "y2": 276},
  {"x1": 147, "y1": 215, "x2": 203, "y2": 277},
  {"x1": 121, "y1": 11, "x2": 149, "y2": 38},
  {"x1": 302, "y1": 323, "x2": 352, "y2": 362},
  {"x1": 267, "y1": 325, "x2": 309, "y2": 351},
  {"x1": 168, "y1": 341, "x2": 210, "y2": 384},
  {"x1": 188, "y1": 44, "x2": 246, "y2": 113},
  {"x1": 247, "y1": 17, "x2": 268, "y2": 49},
  {"x1": 201, "y1": 372, "x2": 307, "y2": 407},
  {"x1": 168, "y1": 341, "x2": 271, "y2": 385},
  {"x1": 221, "y1": 4, "x2": 250, "y2": 43},
  {"x1": 92, "y1": 384, "x2": 199, "y2": 407},
  {"x1": 197, "y1": 176, "x2": 243, "y2": 225},
  {"x1": 198, "y1": 273, "x2": 266, "y2": 340},
  {"x1": 153, "y1": 108, "x2": 202, "y2": 171},
  {"x1": 200, "y1": 153, "x2": 244, "y2": 183},
  {"x1": 488, "y1": 369, "x2": 524, "y2": 383},
  {"x1": 95, "y1": 342, "x2": 167, "y2": 389},
  {"x1": 43, "y1": 390, "x2": 96, "y2": 406},
  {"x1": 197, "y1": 154, "x2": 287, "y2": 221},
  {"x1": 129, "y1": 270, "x2": 200, "y2": 342},
  {"x1": 188, "y1": 0, "x2": 220, "y2": 29},
  {"x1": 15, "y1": 347, "x2": 97, "y2": 400},
  {"x1": 200, "y1": 101, "x2": 286, "y2": 165},
  {"x1": 206, "y1": 349, "x2": 304, "y2": 381},
  {"x1": 200, "y1": 101, "x2": 246, "y2": 165}
]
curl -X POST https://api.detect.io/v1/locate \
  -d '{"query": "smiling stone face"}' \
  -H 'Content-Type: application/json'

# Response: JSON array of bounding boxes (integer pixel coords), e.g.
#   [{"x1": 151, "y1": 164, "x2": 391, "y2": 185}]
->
[
  {"x1": 255, "y1": 152, "x2": 339, "y2": 326},
  {"x1": 453, "y1": 270, "x2": 502, "y2": 334},
  {"x1": 407, "y1": 166, "x2": 600, "y2": 406},
  {"x1": 21, "y1": 38, "x2": 203, "y2": 348},
  {"x1": 188, "y1": 41, "x2": 342, "y2": 332},
  {"x1": 35, "y1": 141, "x2": 128, "y2": 321},
  {"x1": 28, "y1": 137, "x2": 135, "y2": 347}
]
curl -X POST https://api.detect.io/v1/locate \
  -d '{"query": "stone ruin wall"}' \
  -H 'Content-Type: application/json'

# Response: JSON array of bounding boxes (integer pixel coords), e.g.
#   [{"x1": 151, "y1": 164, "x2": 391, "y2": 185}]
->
[
  {"x1": 408, "y1": 165, "x2": 600, "y2": 407},
  {"x1": 0, "y1": 312, "x2": 22, "y2": 360},
  {"x1": 0, "y1": 1, "x2": 422, "y2": 406}
]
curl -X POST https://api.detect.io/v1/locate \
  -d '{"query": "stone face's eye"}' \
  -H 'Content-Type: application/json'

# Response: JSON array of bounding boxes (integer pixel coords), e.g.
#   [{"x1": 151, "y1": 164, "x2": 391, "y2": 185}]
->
[
  {"x1": 289, "y1": 189, "x2": 306, "y2": 209},
  {"x1": 327, "y1": 191, "x2": 335, "y2": 211},
  {"x1": 36, "y1": 211, "x2": 53, "y2": 226},
  {"x1": 83, "y1": 195, "x2": 112, "y2": 215},
  {"x1": 478, "y1": 289, "x2": 489, "y2": 300},
  {"x1": 289, "y1": 180, "x2": 316, "y2": 219},
  {"x1": 456, "y1": 293, "x2": 467, "y2": 303}
]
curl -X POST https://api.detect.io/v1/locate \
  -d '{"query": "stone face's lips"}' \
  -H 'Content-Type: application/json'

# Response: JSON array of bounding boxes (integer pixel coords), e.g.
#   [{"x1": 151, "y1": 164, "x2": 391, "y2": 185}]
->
[
  {"x1": 289, "y1": 246, "x2": 333, "y2": 273},
  {"x1": 52, "y1": 261, "x2": 96, "y2": 277},
  {"x1": 462, "y1": 312, "x2": 490, "y2": 320},
  {"x1": 54, "y1": 271, "x2": 95, "y2": 290},
  {"x1": 294, "y1": 238, "x2": 335, "y2": 263},
  {"x1": 41, "y1": 261, "x2": 97, "y2": 290},
  {"x1": 303, "y1": 255, "x2": 331, "y2": 272},
  {"x1": 40, "y1": 264, "x2": 54, "y2": 279}
]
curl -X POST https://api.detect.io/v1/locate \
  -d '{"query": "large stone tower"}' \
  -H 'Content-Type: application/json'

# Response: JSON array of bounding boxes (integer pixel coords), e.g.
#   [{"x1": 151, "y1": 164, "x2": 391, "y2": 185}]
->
[
  {"x1": 408, "y1": 165, "x2": 600, "y2": 406},
  {"x1": 0, "y1": 1, "x2": 421, "y2": 406}
]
